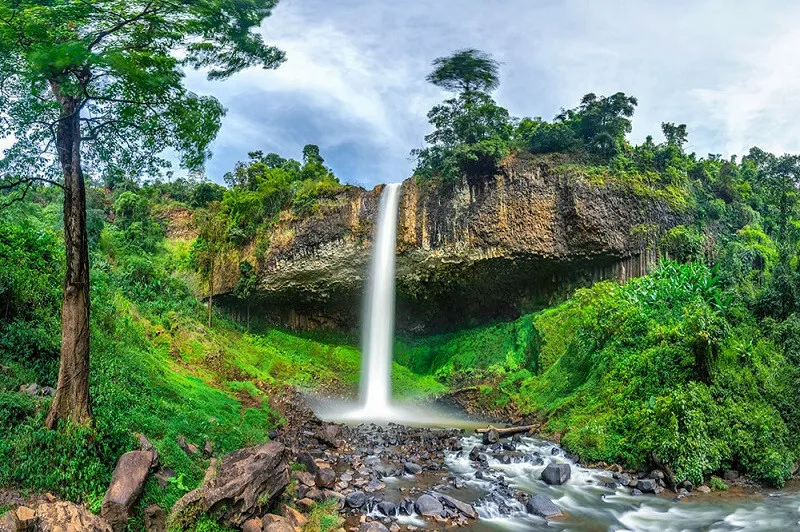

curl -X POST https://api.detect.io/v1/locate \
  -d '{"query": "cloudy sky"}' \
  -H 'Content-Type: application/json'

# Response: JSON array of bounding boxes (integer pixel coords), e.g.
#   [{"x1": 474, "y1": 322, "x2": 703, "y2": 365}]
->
[{"x1": 186, "y1": 0, "x2": 800, "y2": 189}]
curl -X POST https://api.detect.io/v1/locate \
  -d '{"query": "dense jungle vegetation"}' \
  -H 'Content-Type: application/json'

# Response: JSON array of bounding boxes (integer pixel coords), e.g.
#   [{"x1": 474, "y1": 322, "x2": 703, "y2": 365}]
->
[{"x1": 1, "y1": 4, "x2": 800, "y2": 528}]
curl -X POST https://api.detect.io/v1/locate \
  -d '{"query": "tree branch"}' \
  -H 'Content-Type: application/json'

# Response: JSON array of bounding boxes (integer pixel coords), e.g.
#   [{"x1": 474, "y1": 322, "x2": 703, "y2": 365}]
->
[{"x1": 87, "y1": 1, "x2": 155, "y2": 50}]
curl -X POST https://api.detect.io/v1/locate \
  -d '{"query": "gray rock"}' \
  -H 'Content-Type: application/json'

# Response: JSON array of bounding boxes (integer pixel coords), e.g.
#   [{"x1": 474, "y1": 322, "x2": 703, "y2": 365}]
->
[
  {"x1": 102, "y1": 450, "x2": 155, "y2": 530},
  {"x1": 414, "y1": 494, "x2": 444, "y2": 517},
  {"x1": 346, "y1": 491, "x2": 367, "y2": 508},
  {"x1": 359, "y1": 523, "x2": 389, "y2": 532},
  {"x1": 631, "y1": 489, "x2": 642, "y2": 496},
  {"x1": 636, "y1": 478, "x2": 658, "y2": 493},
  {"x1": 377, "y1": 500, "x2": 397, "y2": 516},
  {"x1": 296, "y1": 451, "x2": 319, "y2": 474},
  {"x1": 403, "y1": 461, "x2": 422, "y2": 474},
  {"x1": 541, "y1": 463, "x2": 571, "y2": 485},
  {"x1": 433, "y1": 493, "x2": 477, "y2": 519},
  {"x1": 723, "y1": 469, "x2": 739, "y2": 481},
  {"x1": 315, "y1": 468, "x2": 336, "y2": 489},
  {"x1": 469, "y1": 446, "x2": 481, "y2": 461},
  {"x1": 526, "y1": 494, "x2": 563, "y2": 518},
  {"x1": 483, "y1": 429, "x2": 500, "y2": 445}
]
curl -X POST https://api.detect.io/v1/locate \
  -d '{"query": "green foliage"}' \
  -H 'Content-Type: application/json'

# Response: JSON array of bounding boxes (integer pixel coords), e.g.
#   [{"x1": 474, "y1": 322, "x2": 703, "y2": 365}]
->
[
  {"x1": 0, "y1": 0, "x2": 284, "y2": 184},
  {"x1": 661, "y1": 226, "x2": 704, "y2": 263},
  {"x1": 305, "y1": 499, "x2": 345, "y2": 532},
  {"x1": 709, "y1": 476, "x2": 729, "y2": 491}
]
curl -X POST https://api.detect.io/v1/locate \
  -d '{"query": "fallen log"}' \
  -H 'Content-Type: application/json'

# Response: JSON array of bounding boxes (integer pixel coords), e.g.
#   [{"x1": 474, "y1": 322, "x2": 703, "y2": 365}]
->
[{"x1": 474, "y1": 425, "x2": 535, "y2": 437}]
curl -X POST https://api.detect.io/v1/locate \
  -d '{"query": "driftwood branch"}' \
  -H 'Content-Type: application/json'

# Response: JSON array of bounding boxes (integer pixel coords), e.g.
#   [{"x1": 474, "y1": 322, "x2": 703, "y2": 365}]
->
[{"x1": 475, "y1": 425, "x2": 535, "y2": 436}]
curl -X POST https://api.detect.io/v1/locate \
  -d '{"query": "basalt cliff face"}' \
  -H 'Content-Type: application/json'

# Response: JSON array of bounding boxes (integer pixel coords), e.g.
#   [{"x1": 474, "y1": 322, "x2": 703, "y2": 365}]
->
[{"x1": 232, "y1": 154, "x2": 688, "y2": 332}]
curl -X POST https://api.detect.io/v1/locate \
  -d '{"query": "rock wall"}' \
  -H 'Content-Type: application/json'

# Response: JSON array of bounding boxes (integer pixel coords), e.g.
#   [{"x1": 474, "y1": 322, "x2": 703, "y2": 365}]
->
[{"x1": 227, "y1": 154, "x2": 688, "y2": 333}]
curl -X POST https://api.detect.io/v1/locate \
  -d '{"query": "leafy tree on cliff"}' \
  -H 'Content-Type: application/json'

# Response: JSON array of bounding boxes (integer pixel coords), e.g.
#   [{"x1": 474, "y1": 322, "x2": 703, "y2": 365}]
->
[
  {"x1": 0, "y1": 0, "x2": 284, "y2": 428},
  {"x1": 414, "y1": 49, "x2": 512, "y2": 180},
  {"x1": 192, "y1": 203, "x2": 231, "y2": 328}
]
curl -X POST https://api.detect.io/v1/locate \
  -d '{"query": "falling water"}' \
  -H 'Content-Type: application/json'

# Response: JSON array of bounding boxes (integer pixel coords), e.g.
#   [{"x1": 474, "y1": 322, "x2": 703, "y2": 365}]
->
[{"x1": 359, "y1": 183, "x2": 401, "y2": 417}]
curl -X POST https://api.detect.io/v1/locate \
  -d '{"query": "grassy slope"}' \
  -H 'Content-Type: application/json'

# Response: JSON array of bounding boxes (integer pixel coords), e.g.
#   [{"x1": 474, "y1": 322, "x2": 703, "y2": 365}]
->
[
  {"x1": 403, "y1": 263, "x2": 799, "y2": 487},
  {"x1": 0, "y1": 203, "x2": 441, "y2": 530}
]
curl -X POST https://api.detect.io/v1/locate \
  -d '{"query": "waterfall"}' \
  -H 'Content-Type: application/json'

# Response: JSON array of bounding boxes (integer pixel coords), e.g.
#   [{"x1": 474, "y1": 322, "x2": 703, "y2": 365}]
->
[{"x1": 359, "y1": 183, "x2": 401, "y2": 417}]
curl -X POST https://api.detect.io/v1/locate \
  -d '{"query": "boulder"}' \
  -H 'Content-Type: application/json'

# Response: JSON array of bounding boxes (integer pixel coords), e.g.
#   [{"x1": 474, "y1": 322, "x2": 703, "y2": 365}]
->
[
  {"x1": 377, "y1": 500, "x2": 397, "y2": 516},
  {"x1": 723, "y1": 469, "x2": 740, "y2": 481},
  {"x1": 0, "y1": 510, "x2": 21, "y2": 532},
  {"x1": 203, "y1": 438, "x2": 214, "y2": 458},
  {"x1": 414, "y1": 494, "x2": 443, "y2": 517},
  {"x1": 143, "y1": 505, "x2": 166, "y2": 532},
  {"x1": 316, "y1": 423, "x2": 343, "y2": 448},
  {"x1": 263, "y1": 522, "x2": 295, "y2": 532},
  {"x1": 102, "y1": 450, "x2": 155, "y2": 530},
  {"x1": 296, "y1": 451, "x2": 319, "y2": 474},
  {"x1": 241, "y1": 518, "x2": 261, "y2": 532},
  {"x1": 526, "y1": 494, "x2": 563, "y2": 518},
  {"x1": 282, "y1": 504, "x2": 307, "y2": 529},
  {"x1": 696, "y1": 485, "x2": 711, "y2": 494},
  {"x1": 14, "y1": 507, "x2": 34, "y2": 529},
  {"x1": 636, "y1": 479, "x2": 658, "y2": 493},
  {"x1": 468, "y1": 446, "x2": 481, "y2": 461},
  {"x1": 403, "y1": 462, "x2": 422, "y2": 475},
  {"x1": 168, "y1": 441, "x2": 289, "y2": 529},
  {"x1": 433, "y1": 493, "x2": 477, "y2": 519},
  {"x1": 35, "y1": 502, "x2": 112, "y2": 532},
  {"x1": 359, "y1": 523, "x2": 389, "y2": 532},
  {"x1": 346, "y1": 491, "x2": 367, "y2": 508},
  {"x1": 541, "y1": 463, "x2": 571, "y2": 485},
  {"x1": 295, "y1": 471, "x2": 316, "y2": 487},
  {"x1": 482, "y1": 429, "x2": 500, "y2": 445},
  {"x1": 315, "y1": 468, "x2": 336, "y2": 489}
]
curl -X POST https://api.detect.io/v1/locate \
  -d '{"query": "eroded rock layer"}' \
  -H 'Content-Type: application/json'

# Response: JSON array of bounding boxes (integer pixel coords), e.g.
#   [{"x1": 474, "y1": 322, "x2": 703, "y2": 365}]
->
[{"x1": 231, "y1": 155, "x2": 686, "y2": 332}]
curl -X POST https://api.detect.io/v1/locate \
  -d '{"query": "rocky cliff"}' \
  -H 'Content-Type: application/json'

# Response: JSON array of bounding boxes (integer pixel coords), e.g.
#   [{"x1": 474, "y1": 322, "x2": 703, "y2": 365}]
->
[{"x1": 228, "y1": 154, "x2": 688, "y2": 332}]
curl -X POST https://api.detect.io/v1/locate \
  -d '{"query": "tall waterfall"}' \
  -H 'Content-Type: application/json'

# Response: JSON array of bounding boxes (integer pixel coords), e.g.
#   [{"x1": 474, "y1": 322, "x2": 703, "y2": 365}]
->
[{"x1": 359, "y1": 183, "x2": 401, "y2": 416}]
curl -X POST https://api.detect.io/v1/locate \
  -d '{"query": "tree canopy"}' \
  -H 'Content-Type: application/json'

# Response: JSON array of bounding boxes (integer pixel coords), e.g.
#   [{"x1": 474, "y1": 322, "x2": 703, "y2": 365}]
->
[{"x1": 426, "y1": 48, "x2": 501, "y2": 96}]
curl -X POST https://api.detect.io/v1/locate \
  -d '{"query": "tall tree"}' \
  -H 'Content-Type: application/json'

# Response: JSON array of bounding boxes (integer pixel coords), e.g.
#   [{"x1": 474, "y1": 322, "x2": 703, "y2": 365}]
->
[
  {"x1": 427, "y1": 48, "x2": 500, "y2": 100},
  {"x1": 193, "y1": 203, "x2": 230, "y2": 328},
  {"x1": 0, "y1": 0, "x2": 284, "y2": 428}
]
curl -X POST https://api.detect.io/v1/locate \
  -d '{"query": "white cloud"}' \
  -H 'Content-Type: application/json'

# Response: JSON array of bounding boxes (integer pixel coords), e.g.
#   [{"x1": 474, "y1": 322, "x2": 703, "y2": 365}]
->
[{"x1": 183, "y1": 0, "x2": 800, "y2": 186}]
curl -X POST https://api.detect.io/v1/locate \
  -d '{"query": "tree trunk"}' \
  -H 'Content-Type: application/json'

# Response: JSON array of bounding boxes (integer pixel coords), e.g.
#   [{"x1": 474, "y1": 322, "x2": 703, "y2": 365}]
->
[
  {"x1": 208, "y1": 256, "x2": 214, "y2": 328},
  {"x1": 247, "y1": 304, "x2": 250, "y2": 333},
  {"x1": 46, "y1": 91, "x2": 92, "y2": 429}
]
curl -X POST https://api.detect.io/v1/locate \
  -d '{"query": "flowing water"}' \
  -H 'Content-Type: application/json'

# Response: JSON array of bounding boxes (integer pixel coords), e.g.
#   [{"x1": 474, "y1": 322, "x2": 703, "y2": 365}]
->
[
  {"x1": 445, "y1": 435, "x2": 800, "y2": 531},
  {"x1": 325, "y1": 182, "x2": 800, "y2": 530},
  {"x1": 358, "y1": 182, "x2": 401, "y2": 418}
]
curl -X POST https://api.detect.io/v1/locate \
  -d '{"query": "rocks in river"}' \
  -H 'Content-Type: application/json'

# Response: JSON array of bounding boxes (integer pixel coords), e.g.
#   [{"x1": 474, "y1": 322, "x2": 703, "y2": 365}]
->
[
  {"x1": 433, "y1": 492, "x2": 477, "y2": 519},
  {"x1": 346, "y1": 491, "x2": 367, "y2": 508},
  {"x1": 650, "y1": 469, "x2": 665, "y2": 480},
  {"x1": 314, "y1": 467, "x2": 336, "y2": 489},
  {"x1": 681, "y1": 480, "x2": 694, "y2": 492},
  {"x1": 617, "y1": 473, "x2": 631, "y2": 486},
  {"x1": 636, "y1": 478, "x2": 658, "y2": 493},
  {"x1": 414, "y1": 494, "x2": 444, "y2": 517},
  {"x1": 541, "y1": 463, "x2": 571, "y2": 485},
  {"x1": 469, "y1": 446, "x2": 481, "y2": 461},
  {"x1": 483, "y1": 428, "x2": 500, "y2": 445},
  {"x1": 403, "y1": 461, "x2": 422, "y2": 474},
  {"x1": 631, "y1": 489, "x2": 642, "y2": 496},
  {"x1": 399, "y1": 498, "x2": 415, "y2": 515},
  {"x1": 168, "y1": 441, "x2": 289, "y2": 528},
  {"x1": 696, "y1": 485, "x2": 711, "y2": 494},
  {"x1": 377, "y1": 500, "x2": 397, "y2": 516},
  {"x1": 526, "y1": 494, "x2": 563, "y2": 518},
  {"x1": 360, "y1": 522, "x2": 390, "y2": 532},
  {"x1": 102, "y1": 450, "x2": 156, "y2": 530}
]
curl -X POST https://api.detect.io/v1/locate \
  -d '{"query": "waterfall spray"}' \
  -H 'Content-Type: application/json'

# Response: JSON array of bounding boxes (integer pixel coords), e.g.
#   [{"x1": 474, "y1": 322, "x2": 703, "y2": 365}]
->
[{"x1": 359, "y1": 183, "x2": 401, "y2": 417}]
